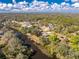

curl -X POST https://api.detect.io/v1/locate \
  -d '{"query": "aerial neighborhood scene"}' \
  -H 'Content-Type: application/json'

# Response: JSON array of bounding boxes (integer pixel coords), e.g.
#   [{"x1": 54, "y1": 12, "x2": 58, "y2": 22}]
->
[{"x1": 0, "y1": 0, "x2": 79, "y2": 59}]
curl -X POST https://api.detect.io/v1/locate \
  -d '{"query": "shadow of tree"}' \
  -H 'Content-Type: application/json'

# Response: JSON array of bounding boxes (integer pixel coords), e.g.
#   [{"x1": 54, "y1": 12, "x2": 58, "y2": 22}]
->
[
  {"x1": 0, "y1": 49, "x2": 6, "y2": 59},
  {"x1": 9, "y1": 27, "x2": 58, "y2": 59}
]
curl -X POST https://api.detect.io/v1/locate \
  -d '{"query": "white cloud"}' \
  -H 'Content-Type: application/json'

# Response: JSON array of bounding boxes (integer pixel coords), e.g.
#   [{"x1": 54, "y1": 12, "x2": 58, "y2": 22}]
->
[
  {"x1": 12, "y1": 0, "x2": 16, "y2": 4},
  {"x1": 72, "y1": 3, "x2": 79, "y2": 7},
  {"x1": 13, "y1": 1, "x2": 28, "y2": 9},
  {"x1": 0, "y1": 3, "x2": 7, "y2": 10},
  {"x1": 7, "y1": 3, "x2": 13, "y2": 7},
  {"x1": 71, "y1": 0, "x2": 79, "y2": 2},
  {"x1": 61, "y1": 2, "x2": 70, "y2": 7},
  {"x1": 66, "y1": 0, "x2": 79, "y2": 2},
  {"x1": 31, "y1": 1, "x2": 49, "y2": 9},
  {"x1": 0, "y1": 0, "x2": 79, "y2": 13},
  {"x1": 51, "y1": 3, "x2": 61, "y2": 10}
]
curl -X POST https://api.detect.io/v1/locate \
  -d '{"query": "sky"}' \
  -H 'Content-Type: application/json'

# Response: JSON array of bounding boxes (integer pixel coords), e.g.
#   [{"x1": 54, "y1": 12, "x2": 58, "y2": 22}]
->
[{"x1": 0, "y1": 0, "x2": 79, "y2": 13}]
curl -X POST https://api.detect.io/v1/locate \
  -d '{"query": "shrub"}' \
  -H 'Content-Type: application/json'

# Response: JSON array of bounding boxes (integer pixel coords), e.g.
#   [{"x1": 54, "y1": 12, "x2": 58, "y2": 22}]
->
[
  {"x1": 48, "y1": 34, "x2": 60, "y2": 44},
  {"x1": 1, "y1": 31, "x2": 34, "y2": 59},
  {"x1": 69, "y1": 35, "x2": 79, "y2": 51}
]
